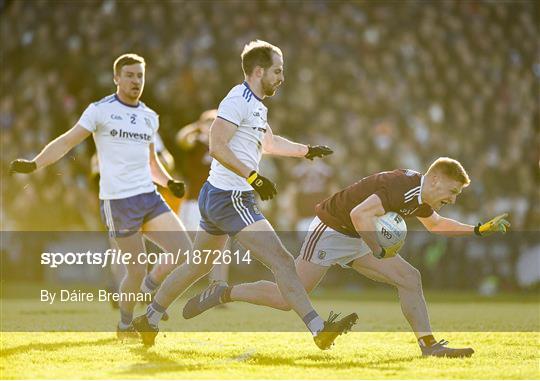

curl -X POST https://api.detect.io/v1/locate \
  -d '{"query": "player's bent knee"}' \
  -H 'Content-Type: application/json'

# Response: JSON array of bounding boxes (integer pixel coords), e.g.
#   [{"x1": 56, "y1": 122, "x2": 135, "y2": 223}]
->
[
  {"x1": 271, "y1": 249, "x2": 295, "y2": 271},
  {"x1": 400, "y1": 267, "x2": 422, "y2": 291},
  {"x1": 274, "y1": 301, "x2": 292, "y2": 311}
]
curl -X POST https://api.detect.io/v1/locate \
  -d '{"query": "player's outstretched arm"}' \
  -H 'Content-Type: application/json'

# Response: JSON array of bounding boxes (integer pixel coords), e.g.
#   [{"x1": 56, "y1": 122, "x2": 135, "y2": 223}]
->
[
  {"x1": 417, "y1": 212, "x2": 510, "y2": 237},
  {"x1": 10, "y1": 124, "x2": 91, "y2": 174},
  {"x1": 262, "y1": 124, "x2": 307, "y2": 157},
  {"x1": 149, "y1": 143, "x2": 185, "y2": 198},
  {"x1": 262, "y1": 124, "x2": 333, "y2": 159}
]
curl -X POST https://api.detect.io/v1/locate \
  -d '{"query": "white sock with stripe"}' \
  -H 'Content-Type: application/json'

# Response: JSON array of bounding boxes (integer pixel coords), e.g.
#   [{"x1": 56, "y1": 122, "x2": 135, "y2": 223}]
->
[
  {"x1": 146, "y1": 301, "x2": 166, "y2": 327},
  {"x1": 303, "y1": 310, "x2": 325, "y2": 336}
]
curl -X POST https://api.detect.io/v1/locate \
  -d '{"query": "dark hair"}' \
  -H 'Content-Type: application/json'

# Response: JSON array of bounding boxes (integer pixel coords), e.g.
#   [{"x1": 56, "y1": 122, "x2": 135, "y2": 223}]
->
[
  {"x1": 113, "y1": 53, "x2": 146, "y2": 76},
  {"x1": 241, "y1": 40, "x2": 282, "y2": 76}
]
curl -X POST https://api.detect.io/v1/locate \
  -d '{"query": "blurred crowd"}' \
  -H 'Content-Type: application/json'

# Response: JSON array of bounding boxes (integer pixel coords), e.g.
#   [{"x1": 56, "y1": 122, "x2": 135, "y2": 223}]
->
[{"x1": 1, "y1": 1, "x2": 538, "y2": 287}]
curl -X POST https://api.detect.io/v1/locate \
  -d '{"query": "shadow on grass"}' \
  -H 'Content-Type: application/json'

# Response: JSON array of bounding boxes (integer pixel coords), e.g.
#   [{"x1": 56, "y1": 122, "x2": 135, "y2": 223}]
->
[
  {"x1": 117, "y1": 345, "x2": 417, "y2": 376},
  {"x1": 1, "y1": 337, "x2": 117, "y2": 358},
  {"x1": 249, "y1": 352, "x2": 417, "y2": 369}
]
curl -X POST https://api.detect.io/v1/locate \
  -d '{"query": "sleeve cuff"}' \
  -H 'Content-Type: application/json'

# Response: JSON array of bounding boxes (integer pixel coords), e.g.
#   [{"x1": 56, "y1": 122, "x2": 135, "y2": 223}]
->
[
  {"x1": 216, "y1": 115, "x2": 239, "y2": 127},
  {"x1": 77, "y1": 122, "x2": 95, "y2": 133}
]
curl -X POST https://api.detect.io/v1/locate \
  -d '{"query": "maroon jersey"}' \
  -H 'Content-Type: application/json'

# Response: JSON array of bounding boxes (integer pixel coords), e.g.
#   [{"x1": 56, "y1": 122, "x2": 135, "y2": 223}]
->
[
  {"x1": 315, "y1": 169, "x2": 434, "y2": 237},
  {"x1": 292, "y1": 160, "x2": 333, "y2": 218},
  {"x1": 180, "y1": 140, "x2": 212, "y2": 200}
]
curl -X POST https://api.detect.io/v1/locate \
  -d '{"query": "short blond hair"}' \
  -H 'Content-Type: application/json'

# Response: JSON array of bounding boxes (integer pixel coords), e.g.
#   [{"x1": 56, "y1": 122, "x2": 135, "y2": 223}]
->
[
  {"x1": 241, "y1": 40, "x2": 282, "y2": 76},
  {"x1": 113, "y1": 53, "x2": 145, "y2": 76},
  {"x1": 427, "y1": 157, "x2": 471, "y2": 186}
]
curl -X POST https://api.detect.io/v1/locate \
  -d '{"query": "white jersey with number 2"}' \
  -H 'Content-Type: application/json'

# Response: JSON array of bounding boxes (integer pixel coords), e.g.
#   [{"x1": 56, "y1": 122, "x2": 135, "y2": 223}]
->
[{"x1": 77, "y1": 94, "x2": 159, "y2": 200}]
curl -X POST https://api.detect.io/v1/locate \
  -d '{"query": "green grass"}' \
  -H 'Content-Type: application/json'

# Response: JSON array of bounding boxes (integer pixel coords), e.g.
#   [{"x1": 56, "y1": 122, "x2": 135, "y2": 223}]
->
[{"x1": 1, "y1": 287, "x2": 539, "y2": 379}]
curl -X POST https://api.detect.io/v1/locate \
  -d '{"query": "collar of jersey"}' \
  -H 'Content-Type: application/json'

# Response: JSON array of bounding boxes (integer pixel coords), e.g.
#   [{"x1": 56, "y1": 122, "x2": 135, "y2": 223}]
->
[
  {"x1": 242, "y1": 81, "x2": 263, "y2": 102},
  {"x1": 114, "y1": 94, "x2": 140, "y2": 108},
  {"x1": 418, "y1": 175, "x2": 424, "y2": 204}
]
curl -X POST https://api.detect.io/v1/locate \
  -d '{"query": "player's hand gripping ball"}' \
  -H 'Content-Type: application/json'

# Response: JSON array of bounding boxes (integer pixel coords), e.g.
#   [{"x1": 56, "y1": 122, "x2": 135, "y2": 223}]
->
[{"x1": 374, "y1": 212, "x2": 407, "y2": 259}]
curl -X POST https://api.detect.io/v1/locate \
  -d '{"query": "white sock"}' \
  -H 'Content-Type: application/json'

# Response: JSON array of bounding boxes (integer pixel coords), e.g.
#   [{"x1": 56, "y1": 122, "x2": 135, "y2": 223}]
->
[
  {"x1": 146, "y1": 301, "x2": 165, "y2": 327},
  {"x1": 307, "y1": 316, "x2": 325, "y2": 336}
]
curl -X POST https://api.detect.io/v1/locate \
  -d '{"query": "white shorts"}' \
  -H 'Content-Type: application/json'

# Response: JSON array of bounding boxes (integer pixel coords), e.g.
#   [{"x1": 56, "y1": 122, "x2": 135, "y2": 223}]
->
[{"x1": 299, "y1": 216, "x2": 372, "y2": 268}]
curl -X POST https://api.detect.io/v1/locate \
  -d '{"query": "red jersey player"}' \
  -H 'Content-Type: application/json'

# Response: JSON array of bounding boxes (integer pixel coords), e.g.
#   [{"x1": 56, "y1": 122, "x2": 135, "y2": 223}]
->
[{"x1": 184, "y1": 157, "x2": 510, "y2": 357}]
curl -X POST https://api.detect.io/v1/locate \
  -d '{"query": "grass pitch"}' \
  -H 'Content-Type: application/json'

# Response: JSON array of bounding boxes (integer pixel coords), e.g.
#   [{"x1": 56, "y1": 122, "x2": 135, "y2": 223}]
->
[{"x1": 1, "y1": 288, "x2": 539, "y2": 379}]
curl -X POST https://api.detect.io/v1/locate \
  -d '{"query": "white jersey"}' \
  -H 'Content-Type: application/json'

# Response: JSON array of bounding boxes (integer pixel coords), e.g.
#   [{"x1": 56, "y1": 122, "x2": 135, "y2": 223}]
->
[
  {"x1": 77, "y1": 94, "x2": 159, "y2": 200},
  {"x1": 208, "y1": 82, "x2": 268, "y2": 191}
]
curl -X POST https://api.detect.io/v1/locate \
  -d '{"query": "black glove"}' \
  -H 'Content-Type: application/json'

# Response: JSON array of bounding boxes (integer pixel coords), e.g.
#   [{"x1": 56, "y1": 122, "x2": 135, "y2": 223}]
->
[
  {"x1": 167, "y1": 179, "x2": 185, "y2": 198},
  {"x1": 10, "y1": 159, "x2": 37, "y2": 174},
  {"x1": 246, "y1": 171, "x2": 277, "y2": 201},
  {"x1": 305, "y1": 145, "x2": 333, "y2": 160}
]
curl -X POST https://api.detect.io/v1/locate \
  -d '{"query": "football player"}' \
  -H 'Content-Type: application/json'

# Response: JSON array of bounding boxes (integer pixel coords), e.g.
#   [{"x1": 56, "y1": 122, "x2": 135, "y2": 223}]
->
[
  {"x1": 10, "y1": 54, "x2": 191, "y2": 339},
  {"x1": 184, "y1": 157, "x2": 510, "y2": 357},
  {"x1": 133, "y1": 40, "x2": 356, "y2": 350}
]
